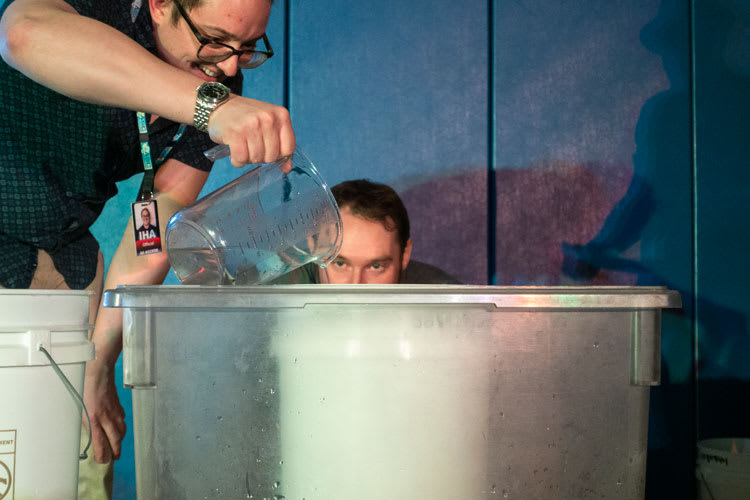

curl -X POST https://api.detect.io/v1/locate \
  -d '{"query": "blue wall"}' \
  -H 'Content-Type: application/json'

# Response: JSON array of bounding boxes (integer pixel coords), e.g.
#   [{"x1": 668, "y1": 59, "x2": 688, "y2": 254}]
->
[{"x1": 90, "y1": 1, "x2": 750, "y2": 498}]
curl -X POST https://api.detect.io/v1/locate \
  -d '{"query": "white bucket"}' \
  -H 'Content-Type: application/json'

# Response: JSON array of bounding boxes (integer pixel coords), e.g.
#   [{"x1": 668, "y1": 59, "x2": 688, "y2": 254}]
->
[
  {"x1": 0, "y1": 290, "x2": 94, "y2": 500},
  {"x1": 696, "y1": 438, "x2": 750, "y2": 500}
]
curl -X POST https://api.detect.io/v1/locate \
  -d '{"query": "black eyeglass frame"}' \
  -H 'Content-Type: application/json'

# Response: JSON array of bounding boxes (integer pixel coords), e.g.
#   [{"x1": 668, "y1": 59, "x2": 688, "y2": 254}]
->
[{"x1": 173, "y1": 0, "x2": 274, "y2": 69}]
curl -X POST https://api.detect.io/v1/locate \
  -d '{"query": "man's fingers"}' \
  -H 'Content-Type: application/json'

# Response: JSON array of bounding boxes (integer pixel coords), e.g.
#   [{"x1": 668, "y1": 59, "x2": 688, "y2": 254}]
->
[
  {"x1": 210, "y1": 97, "x2": 295, "y2": 167},
  {"x1": 90, "y1": 422, "x2": 113, "y2": 463},
  {"x1": 262, "y1": 127, "x2": 281, "y2": 164},
  {"x1": 279, "y1": 116, "x2": 296, "y2": 159},
  {"x1": 100, "y1": 416, "x2": 126, "y2": 460},
  {"x1": 279, "y1": 157, "x2": 293, "y2": 174}
]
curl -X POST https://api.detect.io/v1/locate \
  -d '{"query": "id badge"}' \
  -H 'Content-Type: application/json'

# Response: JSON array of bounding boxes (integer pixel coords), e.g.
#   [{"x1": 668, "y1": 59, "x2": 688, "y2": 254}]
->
[{"x1": 132, "y1": 199, "x2": 162, "y2": 256}]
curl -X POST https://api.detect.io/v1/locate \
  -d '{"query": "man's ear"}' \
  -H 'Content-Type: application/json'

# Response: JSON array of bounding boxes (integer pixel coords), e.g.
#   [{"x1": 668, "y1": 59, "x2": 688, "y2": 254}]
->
[
  {"x1": 401, "y1": 238, "x2": 413, "y2": 271},
  {"x1": 149, "y1": 0, "x2": 172, "y2": 25}
]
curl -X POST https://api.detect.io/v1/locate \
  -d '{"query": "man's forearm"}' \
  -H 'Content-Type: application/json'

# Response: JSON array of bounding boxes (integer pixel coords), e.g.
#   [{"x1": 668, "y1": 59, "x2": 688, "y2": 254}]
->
[{"x1": 1, "y1": 0, "x2": 201, "y2": 124}]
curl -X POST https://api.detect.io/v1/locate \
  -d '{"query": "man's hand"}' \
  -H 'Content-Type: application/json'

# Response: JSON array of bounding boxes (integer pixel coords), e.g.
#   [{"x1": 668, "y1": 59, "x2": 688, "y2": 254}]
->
[
  {"x1": 207, "y1": 96, "x2": 296, "y2": 168},
  {"x1": 82, "y1": 356, "x2": 127, "y2": 463}
]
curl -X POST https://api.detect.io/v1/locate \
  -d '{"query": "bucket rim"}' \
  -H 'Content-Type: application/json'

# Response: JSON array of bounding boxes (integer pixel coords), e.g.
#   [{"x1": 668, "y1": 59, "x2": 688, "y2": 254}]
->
[{"x1": 698, "y1": 438, "x2": 750, "y2": 454}]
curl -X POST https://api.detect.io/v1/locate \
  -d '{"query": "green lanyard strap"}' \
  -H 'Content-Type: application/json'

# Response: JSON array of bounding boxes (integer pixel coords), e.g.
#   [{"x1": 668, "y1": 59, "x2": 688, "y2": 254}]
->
[{"x1": 136, "y1": 112, "x2": 187, "y2": 200}]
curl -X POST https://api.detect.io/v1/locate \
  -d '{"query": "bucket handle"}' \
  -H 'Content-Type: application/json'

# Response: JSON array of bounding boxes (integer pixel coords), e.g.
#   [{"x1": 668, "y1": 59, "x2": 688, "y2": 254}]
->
[
  {"x1": 697, "y1": 469, "x2": 717, "y2": 500},
  {"x1": 37, "y1": 346, "x2": 93, "y2": 461}
]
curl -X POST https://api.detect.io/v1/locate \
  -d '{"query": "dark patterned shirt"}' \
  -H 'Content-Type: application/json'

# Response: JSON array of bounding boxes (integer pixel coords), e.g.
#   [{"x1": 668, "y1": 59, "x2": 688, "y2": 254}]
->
[{"x1": 0, "y1": 0, "x2": 242, "y2": 288}]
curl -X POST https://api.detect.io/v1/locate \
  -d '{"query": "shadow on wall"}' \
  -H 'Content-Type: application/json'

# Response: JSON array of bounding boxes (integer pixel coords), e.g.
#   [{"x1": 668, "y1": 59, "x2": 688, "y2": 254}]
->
[
  {"x1": 398, "y1": 160, "x2": 632, "y2": 287},
  {"x1": 559, "y1": 1, "x2": 698, "y2": 498},
  {"x1": 560, "y1": 0, "x2": 750, "y2": 498}
]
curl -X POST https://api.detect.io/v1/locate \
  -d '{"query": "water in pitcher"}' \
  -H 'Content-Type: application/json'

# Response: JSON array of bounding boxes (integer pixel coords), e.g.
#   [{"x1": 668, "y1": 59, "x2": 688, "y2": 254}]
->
[{"x1": 169, "y1": 244, "x2": 323, "y2": 285}]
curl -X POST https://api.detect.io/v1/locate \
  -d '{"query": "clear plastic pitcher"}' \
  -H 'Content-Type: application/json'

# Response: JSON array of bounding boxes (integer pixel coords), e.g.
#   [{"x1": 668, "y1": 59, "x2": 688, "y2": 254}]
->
[{"x1": 165, "y1": 150, "x2": 342, "y2": 285}]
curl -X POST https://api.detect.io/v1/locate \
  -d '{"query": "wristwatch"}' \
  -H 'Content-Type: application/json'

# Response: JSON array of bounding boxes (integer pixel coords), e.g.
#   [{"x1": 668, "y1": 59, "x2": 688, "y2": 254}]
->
[{"x1": 194, "y1": 82, "x2": 231, "y2": 132}]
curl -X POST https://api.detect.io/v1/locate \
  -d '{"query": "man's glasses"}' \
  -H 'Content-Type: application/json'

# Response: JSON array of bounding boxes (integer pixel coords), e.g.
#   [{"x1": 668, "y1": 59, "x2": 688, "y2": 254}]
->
[{"x1": 174, "y1": 1, "x2": 274, "y2": 69}]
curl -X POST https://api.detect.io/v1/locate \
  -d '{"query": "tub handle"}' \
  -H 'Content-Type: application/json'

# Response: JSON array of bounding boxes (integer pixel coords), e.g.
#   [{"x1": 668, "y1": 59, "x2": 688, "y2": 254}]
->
[
  {"x1": 630, "y1": 310, "x2": 661, "y2": 386},
  {"x1": 37, "y1": 345, "x2": 93, "y2": 461}
]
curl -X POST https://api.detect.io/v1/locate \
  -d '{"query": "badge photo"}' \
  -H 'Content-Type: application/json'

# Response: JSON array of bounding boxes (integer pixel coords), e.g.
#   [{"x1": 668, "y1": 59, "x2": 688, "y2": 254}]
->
[{"x1": 132, "y1": 199, "x2": 162, "y2": 256}]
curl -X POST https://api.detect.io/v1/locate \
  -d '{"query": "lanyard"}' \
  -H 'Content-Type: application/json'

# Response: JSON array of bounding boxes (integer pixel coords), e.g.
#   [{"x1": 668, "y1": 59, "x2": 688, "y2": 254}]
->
[{"x1": 136, "y1": 112, "x2": 186, "y2": 200}]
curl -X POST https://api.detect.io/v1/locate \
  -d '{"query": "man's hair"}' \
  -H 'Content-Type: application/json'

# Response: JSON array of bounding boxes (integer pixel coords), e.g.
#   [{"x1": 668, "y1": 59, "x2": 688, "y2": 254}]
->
[
  {"x1": 170, "y1": 0, "x2": 275, "y2": 26},
  {"x1": 332, "y1": 179, "x2": 410, "y2": 252}
]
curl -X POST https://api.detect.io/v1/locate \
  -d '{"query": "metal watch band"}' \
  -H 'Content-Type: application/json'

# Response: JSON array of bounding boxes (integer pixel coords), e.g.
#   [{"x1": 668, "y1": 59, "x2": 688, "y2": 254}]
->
[
  {"x1": 193, "y1": 82, "x2": 229, "y2": 132},
  {"x1": 193, "y1": 100, "x2": 213, "y2": 132}
]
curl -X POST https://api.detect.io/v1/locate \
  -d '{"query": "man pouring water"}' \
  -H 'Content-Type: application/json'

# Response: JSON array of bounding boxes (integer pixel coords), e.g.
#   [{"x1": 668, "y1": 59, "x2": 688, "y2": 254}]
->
[{"x1": 0, "y1": 0, "x2": 293, "y2": 497}]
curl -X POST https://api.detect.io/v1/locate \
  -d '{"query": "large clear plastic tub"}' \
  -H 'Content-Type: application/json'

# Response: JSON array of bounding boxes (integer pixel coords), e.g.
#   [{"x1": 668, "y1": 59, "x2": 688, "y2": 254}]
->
[{"x1": 103, "y1": 285, "x2": 680, "y2": 500}]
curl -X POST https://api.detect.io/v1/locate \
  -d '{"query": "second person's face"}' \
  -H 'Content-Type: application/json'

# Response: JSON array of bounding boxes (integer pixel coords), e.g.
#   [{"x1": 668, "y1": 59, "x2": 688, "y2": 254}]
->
[{"x1": 322, "y1": 209, "x2": 412, "y2": 285}]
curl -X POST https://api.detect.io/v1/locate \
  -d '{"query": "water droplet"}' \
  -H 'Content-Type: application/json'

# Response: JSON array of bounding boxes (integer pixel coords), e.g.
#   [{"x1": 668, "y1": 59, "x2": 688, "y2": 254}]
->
[
  {"x1": 546, "y1": 426, "x2": 550, "y2": 431},
  {"x1": 593, "y1": 342, "x2": 600, "y2": 348},
  {"x1": 217, "y1": 416, "x2": 223, "y2": 421},
  {"x1": 279, "y1": 460, "x2": 284, "y2": 465},
  {"x1": 195, "y1": 435, "x2": 201, "y2": 440},
  {"x1": 258, "y1": 378, "x2": 264, "y2": 383},
  {"x1": 503, "y1": 490, "x2": 509, "y2": 498},
  {"x1": 491, "y1": 484, "x2": 497, "y2": 494},
  {"x1": 616, "y1": 480, "x2": 623, "y2": 486},
  {"x1": 270, "y1": 388, "x2": 275, "y2": 395},
  {"x1": 500, "y1": 412, "x2": 504, "y2": 417},
  {"x1": 273, "y1": 481, "x2": 280, "y2": 489}
]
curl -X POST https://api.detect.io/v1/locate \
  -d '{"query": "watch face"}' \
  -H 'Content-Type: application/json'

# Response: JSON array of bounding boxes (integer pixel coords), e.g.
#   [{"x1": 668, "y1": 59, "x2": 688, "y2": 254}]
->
[{"x1": 200, "y1": 82, "x2": 229, "y2": 101}]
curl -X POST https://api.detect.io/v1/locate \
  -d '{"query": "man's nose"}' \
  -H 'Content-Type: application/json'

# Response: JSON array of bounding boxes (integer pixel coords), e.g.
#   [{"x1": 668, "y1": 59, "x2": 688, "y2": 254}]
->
[
  {"x1": 351, "y1": 269, "x2": 366, "y2": 285},
  {"x1": 216, "y1": 55, "x2": 240, "y2": 77}
]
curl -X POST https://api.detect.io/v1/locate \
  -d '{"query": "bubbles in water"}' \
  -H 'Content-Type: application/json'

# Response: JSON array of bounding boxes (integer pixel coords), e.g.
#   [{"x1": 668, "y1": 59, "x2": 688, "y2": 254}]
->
[
  {"x1": 491, "y1": 484, "x2": 496, "y2": 494},
  {"x1": 269, "y1": 388, "x2": 276, "y2": 395},
  {"x1": 593, "y1": 342, "x2": 600, "y2": 348},
  {"x1": 217, "y1": 416, "x2": 223, "y2": 421},
  {"x1": 195, "y1": 435, "x2": 201, "y2": 440},
  {"x1": 273, "y1": 481, "x2": 281, "y2": 489}
]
